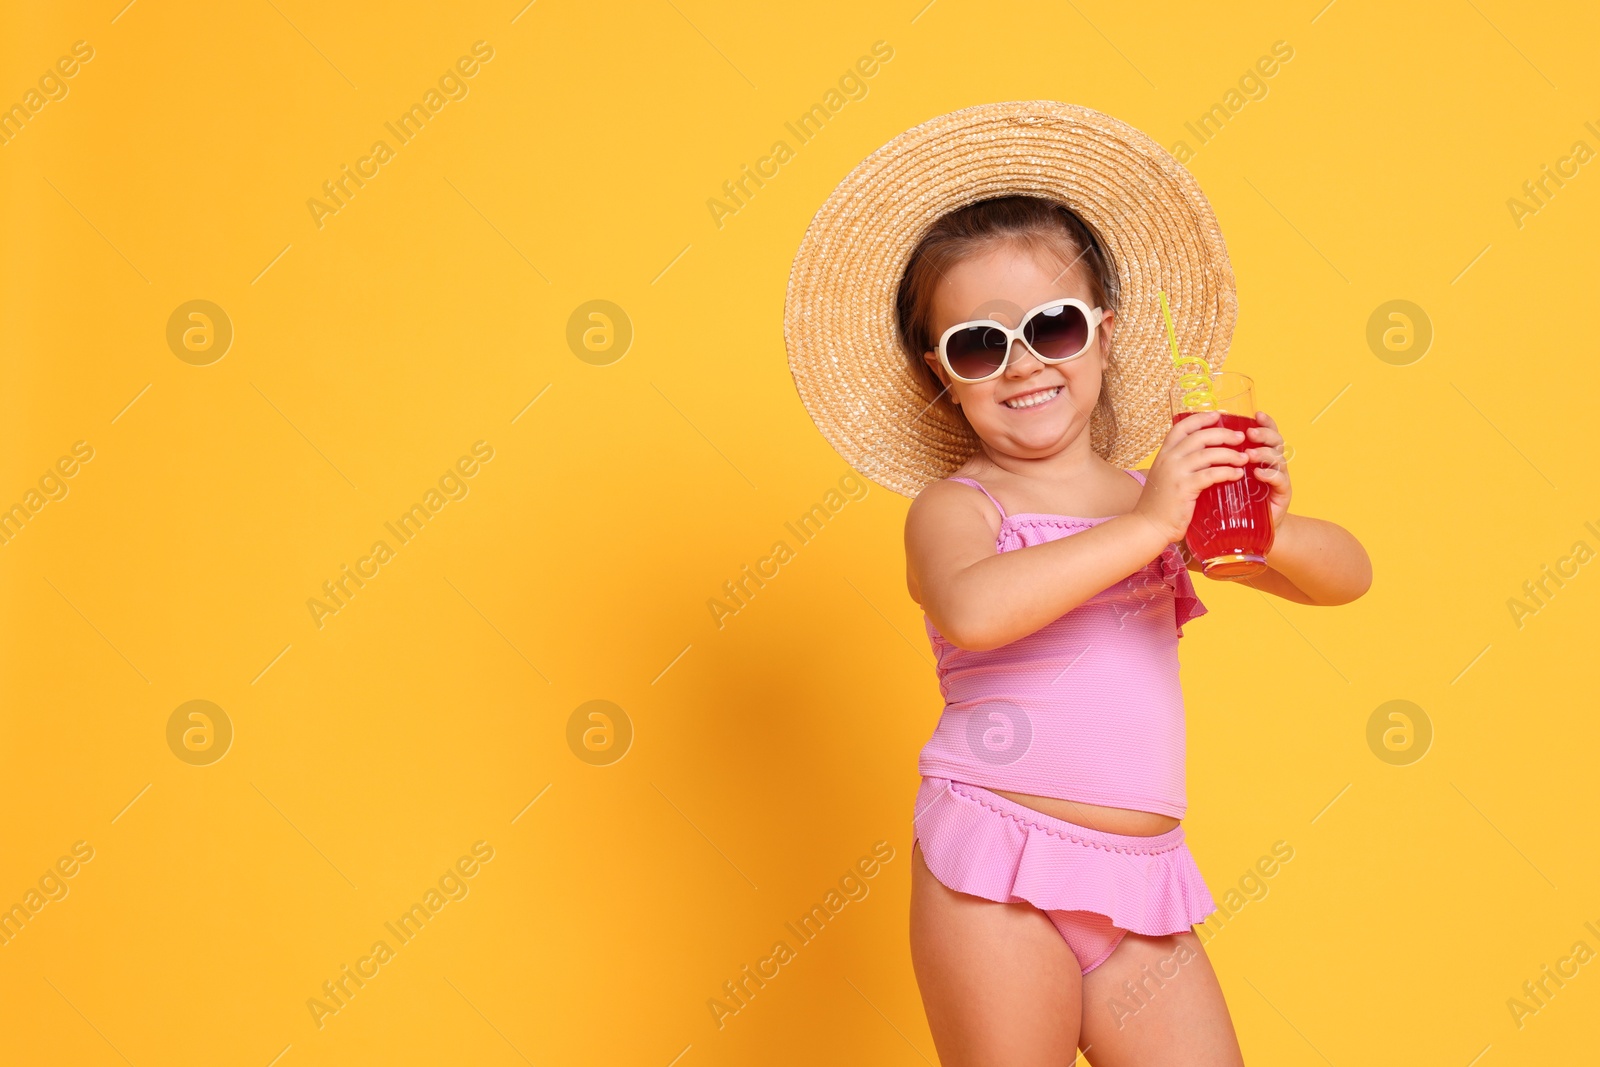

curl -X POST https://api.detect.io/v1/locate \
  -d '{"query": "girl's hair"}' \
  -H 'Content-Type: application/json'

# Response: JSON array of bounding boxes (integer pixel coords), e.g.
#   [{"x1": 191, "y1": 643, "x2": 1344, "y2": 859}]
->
[{"x1": 895, "y1": 195, "x2": 1120, "y2": 455}]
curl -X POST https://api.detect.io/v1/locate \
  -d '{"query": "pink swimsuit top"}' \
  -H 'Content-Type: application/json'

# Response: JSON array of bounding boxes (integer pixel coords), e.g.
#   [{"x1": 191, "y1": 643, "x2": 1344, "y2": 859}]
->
[{"x1": 918, "y1": 470, "x2": 1208, "y2": 819}]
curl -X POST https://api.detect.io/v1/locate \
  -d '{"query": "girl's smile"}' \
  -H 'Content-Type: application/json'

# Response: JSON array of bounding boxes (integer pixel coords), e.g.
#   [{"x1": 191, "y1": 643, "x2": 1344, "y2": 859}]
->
[{"x1": 1000, "y1": 384, "x2": 1063, "y2": 410}]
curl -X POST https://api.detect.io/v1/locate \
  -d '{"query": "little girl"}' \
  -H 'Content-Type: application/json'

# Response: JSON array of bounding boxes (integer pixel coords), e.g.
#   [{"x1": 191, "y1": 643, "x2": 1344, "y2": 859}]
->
[
  {"x1": 899, "y1": 193, "x2": 1368, "y2": 1065},
  {"x1": 783, "y1": 103, "x2": 1370, "y2": 1066}
]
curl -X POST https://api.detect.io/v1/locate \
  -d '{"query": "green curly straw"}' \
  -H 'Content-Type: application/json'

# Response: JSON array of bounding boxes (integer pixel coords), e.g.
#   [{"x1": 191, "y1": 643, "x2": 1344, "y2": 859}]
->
[
  {"x1": 1158, "y1": 289, "x2": 1215, "y2": 407},
  {"x1": 1157, "y1": 289, "x2": 1183, "y2": 364}
]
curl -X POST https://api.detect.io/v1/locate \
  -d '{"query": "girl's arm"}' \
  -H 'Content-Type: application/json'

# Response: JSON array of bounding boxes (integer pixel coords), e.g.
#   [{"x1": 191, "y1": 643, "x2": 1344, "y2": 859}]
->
[
  {"x1": 908, "y1": 490, "x2": 1176, "y2": 652},
  {"x1": 1184, "y1": 513, "x2": 1371, "y2": 605},
  {"x1": 1189, "y1": 410, "x2": 1372, "y2": 606},
  {"x1": 908, "y1": 412, "x2": 1249, "y2": 652}
]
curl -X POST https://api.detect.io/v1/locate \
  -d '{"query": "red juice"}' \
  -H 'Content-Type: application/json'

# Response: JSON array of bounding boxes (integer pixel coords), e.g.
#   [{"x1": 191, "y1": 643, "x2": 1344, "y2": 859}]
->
[{"x1": 1170, "y1": 410, "x2": 1274, "y2": 578}]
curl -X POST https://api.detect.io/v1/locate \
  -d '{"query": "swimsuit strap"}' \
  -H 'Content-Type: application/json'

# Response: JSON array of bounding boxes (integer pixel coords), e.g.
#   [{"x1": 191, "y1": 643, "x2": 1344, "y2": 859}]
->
[
  {"x1": 947, "y1": 477, "x2": 1008, "y2": 522},
  {"x1": 950, "y1": 470, "x2": 1141, "y2": 521}
]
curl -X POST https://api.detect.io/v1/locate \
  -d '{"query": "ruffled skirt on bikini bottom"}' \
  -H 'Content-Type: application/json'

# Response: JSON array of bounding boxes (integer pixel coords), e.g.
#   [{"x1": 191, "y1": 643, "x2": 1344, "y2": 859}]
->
[{"x1": 912, "y1": 776, "x2": 1218, "y2": 936}]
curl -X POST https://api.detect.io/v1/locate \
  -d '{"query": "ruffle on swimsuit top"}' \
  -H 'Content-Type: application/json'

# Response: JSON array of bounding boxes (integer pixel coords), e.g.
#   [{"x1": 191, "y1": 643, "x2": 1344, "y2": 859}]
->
[
  {"x1": 1157, "y1": 542, "x2": 1208, "y2": 638},
  {"x1": 990, "y1": 511, "x2": 1209, "y2": 640}
]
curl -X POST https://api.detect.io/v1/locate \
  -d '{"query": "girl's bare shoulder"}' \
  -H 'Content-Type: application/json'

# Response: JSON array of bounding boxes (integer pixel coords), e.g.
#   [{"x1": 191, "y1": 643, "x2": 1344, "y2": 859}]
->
[
  {"x1": 904, "y1": 474, "x2": 1005, "y2": 604},
  {"x1": 906, "y1": 472, "x2": 1000, "y2": 537}
]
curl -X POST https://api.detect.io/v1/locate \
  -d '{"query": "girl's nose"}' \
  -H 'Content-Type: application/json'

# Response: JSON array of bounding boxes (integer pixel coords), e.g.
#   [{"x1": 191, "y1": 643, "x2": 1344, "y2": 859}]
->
[{"x1": 1004, "y1": 339, "x2": 1045, "y2": 375}]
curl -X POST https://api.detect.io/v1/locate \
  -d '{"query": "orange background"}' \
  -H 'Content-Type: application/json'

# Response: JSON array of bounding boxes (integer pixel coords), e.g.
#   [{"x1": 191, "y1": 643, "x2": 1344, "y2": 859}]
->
[{"x1": 1, "y1": 1, "x2": 1595, "y2": 1063}]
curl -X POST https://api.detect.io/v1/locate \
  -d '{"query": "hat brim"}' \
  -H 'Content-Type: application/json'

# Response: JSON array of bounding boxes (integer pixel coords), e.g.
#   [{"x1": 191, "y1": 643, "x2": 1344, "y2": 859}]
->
[{"x1": 783, "y1": 99, "x2": 1237, "y2": 498}]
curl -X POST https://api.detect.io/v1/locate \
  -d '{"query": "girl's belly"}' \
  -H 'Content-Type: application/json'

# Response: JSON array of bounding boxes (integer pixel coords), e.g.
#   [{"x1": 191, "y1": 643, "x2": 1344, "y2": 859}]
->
[{"x1": 986, "y1": 788, "x2": 1180, "y2": 836}]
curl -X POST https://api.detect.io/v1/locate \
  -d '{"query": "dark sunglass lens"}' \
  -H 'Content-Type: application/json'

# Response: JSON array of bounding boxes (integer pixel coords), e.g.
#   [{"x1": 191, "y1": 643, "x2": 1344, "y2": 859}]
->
[
  {"x1": 946, "y1": 326, "x2": 1009, "y2": 379},
  {"x1": 1026, "y1": 304, "x2": 1089, "y2": 359}
]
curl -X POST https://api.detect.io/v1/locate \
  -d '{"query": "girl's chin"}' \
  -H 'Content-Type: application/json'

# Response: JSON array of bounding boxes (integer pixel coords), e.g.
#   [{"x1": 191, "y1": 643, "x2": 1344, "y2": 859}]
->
[
  {"x1": 978, "y1": 412, "x2": 1067, "y2": 432},
  {"x1": 974, "y1": 417, "x2": 1086, "y2": 447}
]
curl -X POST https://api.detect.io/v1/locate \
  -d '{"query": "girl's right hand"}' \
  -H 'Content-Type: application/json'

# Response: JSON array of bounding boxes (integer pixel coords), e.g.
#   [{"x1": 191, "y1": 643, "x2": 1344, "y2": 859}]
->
[{"x1": 1132, "y1": 410, "x2": 1250, "y2": 544}]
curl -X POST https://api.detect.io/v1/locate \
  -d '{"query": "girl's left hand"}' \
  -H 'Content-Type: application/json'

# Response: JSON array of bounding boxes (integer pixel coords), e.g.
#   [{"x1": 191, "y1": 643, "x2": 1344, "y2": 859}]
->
[{"x1": 1246, "y1": 411, "x2": 1292, "y2": 530}]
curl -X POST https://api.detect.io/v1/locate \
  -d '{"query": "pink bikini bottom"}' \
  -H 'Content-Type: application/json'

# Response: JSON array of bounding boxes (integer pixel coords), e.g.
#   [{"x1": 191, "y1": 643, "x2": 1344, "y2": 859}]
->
[{"x1": 912, "y1": 776, "x2": 1218, "y2": 975}]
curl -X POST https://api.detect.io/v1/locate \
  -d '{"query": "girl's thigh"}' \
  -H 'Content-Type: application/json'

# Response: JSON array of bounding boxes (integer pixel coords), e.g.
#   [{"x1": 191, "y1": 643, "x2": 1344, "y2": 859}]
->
[
  {"x1": 908, "y1": 840, "x2": 1085, "y2": 1067},
  {"x1": 1078, "y1": 929, "x2": 1245, "y2": 1067}
]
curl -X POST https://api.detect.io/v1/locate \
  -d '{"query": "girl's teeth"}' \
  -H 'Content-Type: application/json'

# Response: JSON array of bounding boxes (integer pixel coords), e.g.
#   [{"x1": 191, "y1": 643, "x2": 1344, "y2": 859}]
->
[{"x1": 1005, "y1": 387, "x2": 1060, "y2": 409}]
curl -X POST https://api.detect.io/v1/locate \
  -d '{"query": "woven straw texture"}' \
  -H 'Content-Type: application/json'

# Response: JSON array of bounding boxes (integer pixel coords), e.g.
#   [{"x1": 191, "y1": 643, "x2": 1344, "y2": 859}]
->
[{"x1": 783, "y1": 99, "x2": 1238, "y2": 498}]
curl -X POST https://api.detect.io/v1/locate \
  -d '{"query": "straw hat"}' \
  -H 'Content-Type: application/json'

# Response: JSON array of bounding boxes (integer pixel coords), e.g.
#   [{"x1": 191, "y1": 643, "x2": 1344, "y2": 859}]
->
[{"x1": 783, "y1": 99, "x2": 1238, "y2": 498}]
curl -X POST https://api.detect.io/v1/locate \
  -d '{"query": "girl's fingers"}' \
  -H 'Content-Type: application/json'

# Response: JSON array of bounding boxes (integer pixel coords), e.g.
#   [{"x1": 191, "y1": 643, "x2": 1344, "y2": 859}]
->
[
  {"x1": 1255, "y1": 466, "x2": 1290, "y2": 487},
  {"x1": 1170, "y1": 410, "x2": 1225, "y2": 440},
  {"x1": 1247, "y1": 446, "x2": 1284, "y2": 466},
  {"x1": 1194, "y1": 445, "x2": 1251, "y2": 468},
  {"x1": 1247, "y1": 424, "x2": 1284, "y2": 446},
  {"x1": 1248, "y1": 414, "x2": 1283, "y2": 446}
]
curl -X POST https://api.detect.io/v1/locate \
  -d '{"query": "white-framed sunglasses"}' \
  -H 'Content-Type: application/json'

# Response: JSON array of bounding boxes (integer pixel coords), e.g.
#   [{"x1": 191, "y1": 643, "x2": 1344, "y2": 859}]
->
[{"x1": 935, "y1": 297, "x2": 1106, "y2": 384}]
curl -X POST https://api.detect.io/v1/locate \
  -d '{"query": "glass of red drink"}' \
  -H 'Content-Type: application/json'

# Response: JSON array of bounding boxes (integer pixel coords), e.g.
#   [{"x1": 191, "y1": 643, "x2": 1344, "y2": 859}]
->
[{"x1": 1168, "y1": 370, "x2": 1274, "y2": 580}]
